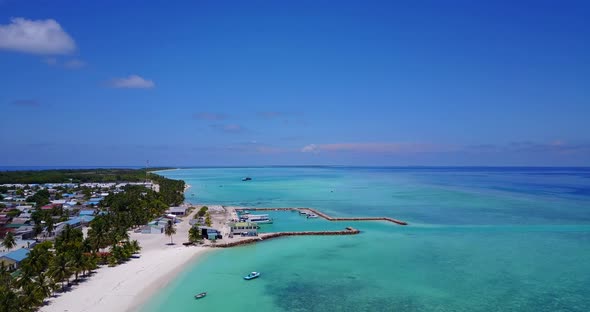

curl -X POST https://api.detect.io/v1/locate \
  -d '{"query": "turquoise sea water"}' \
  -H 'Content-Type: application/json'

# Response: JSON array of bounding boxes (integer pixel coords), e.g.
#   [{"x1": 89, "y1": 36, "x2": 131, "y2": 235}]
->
[{"x1": 143, "y1": 167, "x2": 590, "y2": 312}]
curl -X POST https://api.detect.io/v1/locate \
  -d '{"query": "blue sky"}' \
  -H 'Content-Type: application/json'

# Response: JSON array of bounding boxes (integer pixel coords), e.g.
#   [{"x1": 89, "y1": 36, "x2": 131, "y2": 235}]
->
[{"x1": 1, "y1": 0, "x2": 589, "y2": 166}]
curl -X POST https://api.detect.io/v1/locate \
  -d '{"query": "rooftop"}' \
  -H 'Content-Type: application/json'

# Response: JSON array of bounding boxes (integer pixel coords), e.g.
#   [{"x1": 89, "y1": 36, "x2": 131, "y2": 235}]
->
[{"x1": 1, "y1": 248, "x2": 29, "y2": 262}]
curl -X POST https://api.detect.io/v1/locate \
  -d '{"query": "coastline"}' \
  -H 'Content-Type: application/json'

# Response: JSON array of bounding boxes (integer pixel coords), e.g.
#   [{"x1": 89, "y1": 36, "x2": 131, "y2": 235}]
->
[
  {"x1": 41, "y1": 209, "x2": 209, "y2": 312},
  {"x1": 126, "y1": 245, "x2": 210, "y2": 312}
]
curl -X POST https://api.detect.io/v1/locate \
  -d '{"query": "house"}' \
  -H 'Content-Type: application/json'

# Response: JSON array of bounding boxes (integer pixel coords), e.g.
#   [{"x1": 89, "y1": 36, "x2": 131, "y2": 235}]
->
[
  {"x1": 85, "y1": 197, "x2": 103, "y2": 206},
  {"x1": 41, "y1": 204, "x2": 53, "y2": 210},
  {"x1": 11, "y1": 217, "x2": 31, "y2": 225},
  {"x1": 198, "y1": 226, "x2": 221, "y2": 240},
  {"x1": 79, "y1": 210, "x2": 95, "y2": 216},
  {"x1": 140, "y1": 224, "x2": 164, "y2": 234},
  {"x1": 229, "y1": 222, "x2": 259, "y2": 235},
  {"x1": 167, "y1": 207, "x2": 187, "y2": 216},
  {"x1": 16, "y1": 205, "x2": 33, "y2": 212},
  {"x1": 54, "y1": 217, "x2": 87, "y2": 235},
  {"x1": 14, "y1": 226, "x2": 35, "y2": 240},
  {"x1": 0, "y1": 248, "x2": 29, "y2": 270}
]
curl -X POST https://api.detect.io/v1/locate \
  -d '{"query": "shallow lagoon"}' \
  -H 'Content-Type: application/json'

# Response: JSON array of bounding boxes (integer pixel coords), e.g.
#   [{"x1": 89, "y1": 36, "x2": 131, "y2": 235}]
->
[{"x1": 144, "y1": 167, "x2": 590, "y2": 312}]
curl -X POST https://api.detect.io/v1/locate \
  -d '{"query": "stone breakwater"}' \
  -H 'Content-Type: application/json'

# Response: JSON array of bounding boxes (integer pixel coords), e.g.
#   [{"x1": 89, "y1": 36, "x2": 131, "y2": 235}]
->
[
  {"x1": 236, "y1": 207, "x2": 408, "y2": 226},
  {"x1": 211, "y1": 227, "x2": 360, "y2": 248}
]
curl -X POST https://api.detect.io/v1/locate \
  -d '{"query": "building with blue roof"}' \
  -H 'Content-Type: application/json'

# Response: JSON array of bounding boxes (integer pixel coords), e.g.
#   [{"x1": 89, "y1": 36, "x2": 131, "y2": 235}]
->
[
  {"x1": 0, "y1": 248, "x2": 30, "y2": 270},
  {"x1": 79, "y1": 215, "x2": 95, "y2": 223}
]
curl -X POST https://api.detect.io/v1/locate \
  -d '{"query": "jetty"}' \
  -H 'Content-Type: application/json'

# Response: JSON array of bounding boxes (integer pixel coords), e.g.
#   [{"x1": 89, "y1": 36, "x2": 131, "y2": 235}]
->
[
  {"x1": 211, "y1": 227, "x2": 360, "y2": 248},
  {"x1": 235, "y1": 207, "x2": 408, "y2": 226}
]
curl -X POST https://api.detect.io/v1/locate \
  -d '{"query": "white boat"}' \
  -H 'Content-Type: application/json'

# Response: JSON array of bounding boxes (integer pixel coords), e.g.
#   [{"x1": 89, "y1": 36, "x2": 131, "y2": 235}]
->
[
  {"x1": 245, "y1": 214, "x2": 273, "y2": 224},
  {"x1": 307, "y1": 214, "x2": 318, "y2": 218},
  {"x1": 244, "y1": 272, "x2": 261, "y2": 280}
]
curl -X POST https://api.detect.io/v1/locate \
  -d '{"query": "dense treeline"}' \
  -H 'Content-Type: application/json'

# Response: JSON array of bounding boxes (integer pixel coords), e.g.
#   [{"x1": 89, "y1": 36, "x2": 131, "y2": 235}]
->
[
  {"x1": 149, "y1": 173, "x2": 185, "y2": 206},
  {"x1": 0, "y1": 168, "x2": 172, "y2": 184},
  {"x1": 100, "y1": 185, "x2": 169, "y2": 229},
  {"x1": 0, "y1": 225, "x2": 141, "y2": 312}
]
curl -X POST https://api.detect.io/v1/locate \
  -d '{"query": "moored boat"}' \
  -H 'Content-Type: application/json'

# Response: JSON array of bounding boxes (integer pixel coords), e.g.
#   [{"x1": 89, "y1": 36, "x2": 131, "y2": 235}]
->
[
  {"x1": 307, "y1": 214, "x2": 318, "y2": 218},
  {"x1": 244, "y1": 214, "x2": 273, "y2": 224},
  {"x1": 194, "y1": 292, "x2": 207, "y2": 299},
  {"x1": 244, "y1": 272, "x2": 261, "y2": 280}
]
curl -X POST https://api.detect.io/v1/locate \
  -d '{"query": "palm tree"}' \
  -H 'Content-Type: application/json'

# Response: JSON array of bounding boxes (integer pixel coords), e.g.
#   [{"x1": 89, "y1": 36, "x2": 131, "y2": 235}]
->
[
  {"x1": 0, "y1": 264, "x2": 21, "y2": 312},
  {"x1": 33, "y1": 222, "x2": 44, "y2": 239},
  {"x1": 188, "y1": 226, "x2": 201, "y2": 243},
  {"x1": 130, "y1": 240, "x2": 141, "y2": 253},
  {"x1": 46, "y1": 218, "x2": 54, "y2": 237},
  {"x1": 164, "y1": 220, "x2": 176, "y2": 245},
  {"x1": 49, "y1": 253, "x2": 73, "y2": 291},
  {"x1": 2, "y1": 232, "x2": 16, "y2": 251},
  {"x1": 87, "y1": 215, "x2": 109, "y2": 252},
  {"x1": 70, "y1": 249, "x2": 85, "y2": 281}
]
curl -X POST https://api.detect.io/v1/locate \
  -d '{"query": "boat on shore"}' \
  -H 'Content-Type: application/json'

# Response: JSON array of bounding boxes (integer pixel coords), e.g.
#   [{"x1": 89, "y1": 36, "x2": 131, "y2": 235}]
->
[
  {"x1": 194, "y1": 292, "x2": 207, "y2": 299},
  {"x1": 244, "y1": 272, "x2": 261, "y2": 280}
]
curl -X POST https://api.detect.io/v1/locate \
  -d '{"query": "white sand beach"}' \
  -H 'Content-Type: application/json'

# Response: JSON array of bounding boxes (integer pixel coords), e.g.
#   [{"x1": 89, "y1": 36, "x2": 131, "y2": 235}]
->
[{"x1": 41, "y1": 209, "x2": 210, "y2": 312}]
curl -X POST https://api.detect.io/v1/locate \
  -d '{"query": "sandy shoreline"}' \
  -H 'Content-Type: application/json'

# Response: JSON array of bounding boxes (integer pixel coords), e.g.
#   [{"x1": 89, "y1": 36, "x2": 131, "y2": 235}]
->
[{"x1": 41, "y1": 209, "x2": 211, "y2": 312}]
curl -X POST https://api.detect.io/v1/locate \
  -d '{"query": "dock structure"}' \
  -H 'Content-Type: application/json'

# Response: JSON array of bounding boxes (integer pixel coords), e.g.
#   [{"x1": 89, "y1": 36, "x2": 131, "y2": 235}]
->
[
  {"x1": 210, "y1": 227, "x2": 360, "y2": 248},
  {"x1": 234, "y1": 207, "x2": 408, "y2": 226}
]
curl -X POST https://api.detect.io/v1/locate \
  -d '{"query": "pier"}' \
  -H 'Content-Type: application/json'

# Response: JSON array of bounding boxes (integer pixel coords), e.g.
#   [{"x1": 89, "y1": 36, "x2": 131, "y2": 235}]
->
[
  {"x1": 210, "y1": 227, "x2": 360, "y2": 248},
  {"x1": 235, "y1": 207, "x2": 408, "y2": 225}
]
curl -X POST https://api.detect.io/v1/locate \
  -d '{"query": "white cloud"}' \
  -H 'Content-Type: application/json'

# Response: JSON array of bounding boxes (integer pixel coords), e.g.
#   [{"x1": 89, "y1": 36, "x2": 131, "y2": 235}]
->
[
  {"x1": 109, "y1": 75, "x2": 155, "y2": 89},
  {"x1": 301, "y1": 144, "x2": 318, "y2": 153},
  {"x1": 0, "y1": 18, "x2": 76, "y2": 55}
]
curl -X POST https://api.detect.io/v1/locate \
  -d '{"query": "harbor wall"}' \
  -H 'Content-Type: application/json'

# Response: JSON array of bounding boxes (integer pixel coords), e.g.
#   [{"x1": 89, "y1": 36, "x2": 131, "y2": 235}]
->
[
  {"x1": 235, "y1": 207, "x2": 408, "y2": 226},
  {"x1": 211, "y1": 227, "x2": 360, "y2": 248}
]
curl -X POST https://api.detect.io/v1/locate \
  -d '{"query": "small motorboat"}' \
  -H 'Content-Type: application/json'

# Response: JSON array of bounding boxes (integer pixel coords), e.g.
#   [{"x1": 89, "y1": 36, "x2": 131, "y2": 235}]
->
[
  {"x1": 307, "y1": 214, "x2": 318, "y2": 218},
  {"x1": 194, "y1": 292, "x2": 207, "y2": 299},
  {"x1": 242, "y1": 177, "x2": 252, "y2": 181},
  {"x1": 244, "y1": 272, "x2": 261, "y2": 280}
]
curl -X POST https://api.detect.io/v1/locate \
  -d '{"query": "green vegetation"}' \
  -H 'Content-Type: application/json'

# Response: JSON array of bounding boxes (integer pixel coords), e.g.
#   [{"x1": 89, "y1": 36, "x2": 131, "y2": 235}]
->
[
  {"x1": 197, "y1": 206, "x2": 208, "y2": 217},
  {"x1": 164, "y1": 220, "x2": 176, "y2": 244},
  {"x1": 2, "y1": 232, "x2": 16, "y2": 251},
  {"x1": 151, "y1": 174, "x2": 185, "y2": 206},
  {"x1": 188, "y1": 226, "x2": 202, "y2": 243},
  {"x1": 0, "y1": 224, "x2": 144, "y2": 311},
  {"x1": 26, "y1": 189, "x2": 50, "y2": 208},
  {"x1": 205, "y1": 213, "x2": 212, "y2": 226},
  {"x1": 0, "y1": 168, "x2": 186, "y2": 311},
  {"x1": 0, "y1": 168, "x2": 171, "y2": 184}
]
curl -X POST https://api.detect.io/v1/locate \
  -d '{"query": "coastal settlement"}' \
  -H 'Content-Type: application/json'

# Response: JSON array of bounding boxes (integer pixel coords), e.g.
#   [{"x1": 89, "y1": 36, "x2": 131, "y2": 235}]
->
[{"x1": 0, "y1": 169, "x2": 406, "y2": 312}]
